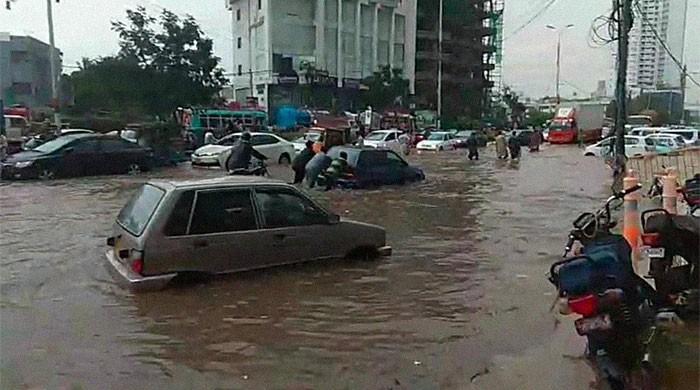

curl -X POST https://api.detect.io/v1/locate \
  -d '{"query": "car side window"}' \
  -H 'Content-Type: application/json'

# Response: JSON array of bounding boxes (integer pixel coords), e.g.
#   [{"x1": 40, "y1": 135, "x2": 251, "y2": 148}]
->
[
  {"x1": 386, "y1": 151, "x2": 407, "y2": 166},
  {"x1": 163, "y1": 191, "x2": 195, "y2": 236},
  {"x1": 385, "y1": 132, "x2": 397, "y2": 141},
  {"x1": 189, "y1": 189, "x2": 257, "y2": 235},
  {"x1": 255, "y1": 188, "x2": 328, "y2": 228},
  {"x1": 644, "y1": 138, "x2": 655, "y2": 146},
  {"x1": 71, "y1": 139, "x2": 100, "y2": 153},
  {"x1": 624, "y1": 138, "x2": 639, "y2": 145},
  {"x1": 252, "y1": 135, "x2": 278, "y2": 146},
  {"x1": 101, "y1": 139, "x2": 130, "y2": 152}
]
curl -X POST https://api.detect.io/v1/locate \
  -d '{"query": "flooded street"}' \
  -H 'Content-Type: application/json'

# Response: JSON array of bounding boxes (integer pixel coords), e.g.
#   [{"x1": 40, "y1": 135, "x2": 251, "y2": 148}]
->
[{"x1": 0, "y1": 146, "x2": 695, "y2": 389}]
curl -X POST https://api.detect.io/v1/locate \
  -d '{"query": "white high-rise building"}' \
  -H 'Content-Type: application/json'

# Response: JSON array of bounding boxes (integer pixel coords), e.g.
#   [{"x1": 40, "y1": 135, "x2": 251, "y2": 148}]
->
[
  {"x1": 226, "y1": 0, "x2": 416, "y2": 113},
  {"x1": 622, "y1": 0, "x2": 688, "y2": 93}
]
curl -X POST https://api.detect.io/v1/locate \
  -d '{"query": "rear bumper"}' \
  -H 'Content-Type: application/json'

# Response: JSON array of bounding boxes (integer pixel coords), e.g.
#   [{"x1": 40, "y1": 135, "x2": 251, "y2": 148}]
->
[
  {"x1": 378, "y1": 246, "x2": 392, "y2": 256},
  {"x1": 104, "y1": 249, "x2": 177, "y2": 292}
]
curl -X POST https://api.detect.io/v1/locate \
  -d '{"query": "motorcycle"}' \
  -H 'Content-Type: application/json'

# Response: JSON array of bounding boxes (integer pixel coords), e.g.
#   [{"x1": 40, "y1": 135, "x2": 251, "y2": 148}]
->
[
  {"x1": 227, "y1": 158, "x2": 268, "y2": 177},
  {"x1": 641, "y1": 207, "x2": 699, "y2": 318},
  {"x1": 548, "y1": 184, "x2": 661, "y2": 390}
]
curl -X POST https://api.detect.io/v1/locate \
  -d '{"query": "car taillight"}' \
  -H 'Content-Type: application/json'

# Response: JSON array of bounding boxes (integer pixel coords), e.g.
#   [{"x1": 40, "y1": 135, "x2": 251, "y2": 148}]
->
[
  {"x1": 641, "y1": 233, "x2": 661, "y2": 247},
  {"x1": 568, "y1": 294, "x2": 599, "y2": 317},
  {"x1": 130, "y1": 250, "x2": 144, "y2": 275}
]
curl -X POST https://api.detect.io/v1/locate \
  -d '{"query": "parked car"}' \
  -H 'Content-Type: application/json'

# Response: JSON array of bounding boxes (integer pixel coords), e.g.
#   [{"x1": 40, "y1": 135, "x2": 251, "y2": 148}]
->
[
  {"x1": 363, "y1": 130, "x2": 410, "y2": 155},
  {"x1": 327, "y1": 146, "x2": 425, "y2": 188},
  {"x1": 1, "y1": 134, "x2": 153, "y2": 180},
  {"x1": 416, "y1": 131, "x2": 457, "y2": 151},
  {"x1": 454, "y1": 130, "x2": 488, "y2": 148},
  {"x1": 191, "y1": 132, "x2": 295, "y2": 167},
  {"x1": 583, "y1": 135, "x2": 667, "y2": 157},
  {"x1": 644, "y1": 133, "x2": 689, "y2": 150},
  {"x1": 104, "y1": 177, "x2": 392, "y2": 291},
  {"x1": 412, "y1": 129, "x2": 432, "y2": 146},
  {"x1": 662, "y1": 128, "x2": 700, "y2": 146},
  {"x1": 291, "y1": 131, "x2": 322, "y2": 153}
]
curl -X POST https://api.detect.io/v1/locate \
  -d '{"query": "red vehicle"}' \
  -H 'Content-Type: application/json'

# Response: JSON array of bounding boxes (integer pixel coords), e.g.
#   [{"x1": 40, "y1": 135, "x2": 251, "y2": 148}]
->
[
  {"x1": 548, "y1": 103, "x2": 605, "y2": 144},
  {"x1": 3, "y1": 104, "x2": 31, "y2": 121}
]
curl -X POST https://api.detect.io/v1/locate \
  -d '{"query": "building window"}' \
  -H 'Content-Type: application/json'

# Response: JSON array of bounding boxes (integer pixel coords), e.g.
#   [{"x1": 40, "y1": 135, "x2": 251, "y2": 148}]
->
[
  {"x1": 236, "y1": 9, "x2": 241, "y2": 20},
  {"x1": 238, "y1": 65, "x2": 243, "y2": 76},
  {"x1": 237, "y1": 37, "x2": 242, "y2": 49}
]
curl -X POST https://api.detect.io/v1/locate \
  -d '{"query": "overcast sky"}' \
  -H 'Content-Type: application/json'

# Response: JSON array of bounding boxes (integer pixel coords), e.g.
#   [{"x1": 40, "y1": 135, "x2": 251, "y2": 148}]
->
[{"x1": 1, "y1": 0, "x2": 698, "y2": 102}]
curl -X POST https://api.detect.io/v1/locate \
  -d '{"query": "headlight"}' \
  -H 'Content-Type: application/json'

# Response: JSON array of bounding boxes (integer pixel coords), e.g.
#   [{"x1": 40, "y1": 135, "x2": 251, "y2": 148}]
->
[{"x1": 14, "y1": 161, "x2": 33, "y2": 168}]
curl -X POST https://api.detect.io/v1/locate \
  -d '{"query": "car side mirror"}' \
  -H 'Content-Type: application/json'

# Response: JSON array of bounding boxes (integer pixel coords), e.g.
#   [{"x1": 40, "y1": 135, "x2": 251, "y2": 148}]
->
[{"x1": 328, "y1": 213, "x2": 340, "y2": 224}]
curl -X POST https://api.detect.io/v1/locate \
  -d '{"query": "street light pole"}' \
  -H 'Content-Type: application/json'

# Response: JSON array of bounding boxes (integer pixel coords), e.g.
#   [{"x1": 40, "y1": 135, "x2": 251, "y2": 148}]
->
[
  {"x1": 546, "y1": 24, "x2": 574, "y2": 106},
  {"x1": 46, "y1": 0, "x2": 60, "y2": 129}
]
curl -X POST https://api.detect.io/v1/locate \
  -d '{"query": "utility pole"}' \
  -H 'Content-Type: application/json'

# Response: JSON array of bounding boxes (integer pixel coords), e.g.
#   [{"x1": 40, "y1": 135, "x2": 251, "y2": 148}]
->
[
  {"x1": 613, "y1": 0, "x2": 632, "y2": 190},
  {"x1": 247, "y1": 0, "x2": 254, "y2": 98},
  {"x1": 680, "y1": 65, "x2": 687, "y2": 124},
  {"x1": 546, "y1": 24, "x2": 574, "y2": 107},
  {"x1": 436, "y1": 0, "x2": 443, "y2": 130},
  {"x1": 46, "y1": 0, "x2": 60, "y2": 130}
]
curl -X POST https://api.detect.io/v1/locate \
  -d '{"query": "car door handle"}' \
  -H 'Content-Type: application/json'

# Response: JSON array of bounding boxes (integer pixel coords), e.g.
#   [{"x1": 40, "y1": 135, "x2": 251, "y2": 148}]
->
[{"x1": 193, "y1": 239, "x2": 209, "y2": 248}]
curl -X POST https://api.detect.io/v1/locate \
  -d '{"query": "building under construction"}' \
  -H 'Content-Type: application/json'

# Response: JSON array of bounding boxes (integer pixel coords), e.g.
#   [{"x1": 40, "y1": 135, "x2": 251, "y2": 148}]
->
[{"x1": 415, "y1": 0, "x2": 503, "y2": 124}]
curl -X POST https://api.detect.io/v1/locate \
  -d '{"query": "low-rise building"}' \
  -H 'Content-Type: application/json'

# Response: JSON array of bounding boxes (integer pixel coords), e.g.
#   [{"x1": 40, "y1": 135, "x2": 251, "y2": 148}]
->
[{"x1": 0, "y1": 33, "x2": 62, "y2": 108}]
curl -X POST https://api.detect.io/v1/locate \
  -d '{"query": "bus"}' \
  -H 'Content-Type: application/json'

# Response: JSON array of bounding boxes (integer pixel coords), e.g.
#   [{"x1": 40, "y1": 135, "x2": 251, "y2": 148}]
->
[{"x1": 179, "y1": 108, "x2": 268, "y2": 145}]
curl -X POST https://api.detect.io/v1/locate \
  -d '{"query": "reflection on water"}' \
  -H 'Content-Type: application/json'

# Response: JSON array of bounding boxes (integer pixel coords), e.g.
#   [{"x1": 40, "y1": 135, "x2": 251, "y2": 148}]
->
[{"x1": 1, "y1": 146, "x2": 696, "y2": 389}]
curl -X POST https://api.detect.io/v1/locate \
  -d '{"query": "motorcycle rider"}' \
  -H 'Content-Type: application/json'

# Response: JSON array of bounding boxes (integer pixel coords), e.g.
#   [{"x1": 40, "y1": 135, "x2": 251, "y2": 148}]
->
[{"x1": 226, "y1": 131, "x2": 267, "y2": 172}]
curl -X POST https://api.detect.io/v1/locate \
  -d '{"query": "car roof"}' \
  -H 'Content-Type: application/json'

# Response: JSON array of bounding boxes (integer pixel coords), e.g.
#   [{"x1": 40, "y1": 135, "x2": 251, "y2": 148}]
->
[
  {"x1": 149, "y1": 176, "x2": 289, "y2": 191},
  {"x1": 370, "y1": 129, "x2": 400, "y2": 133},
  {"x1": 61, "y1": 128, "x2": 94, "y2": 133}
]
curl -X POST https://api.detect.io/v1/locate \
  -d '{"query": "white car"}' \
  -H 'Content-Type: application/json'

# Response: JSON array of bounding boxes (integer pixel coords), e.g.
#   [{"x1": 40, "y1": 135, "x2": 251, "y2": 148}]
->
[
  {"x1": 363, "y1": 130, "x2": 410, "y2": 155},
  {"x1": 416, "y1": 131, "x2": 457, "y2": 151},
  {"x1": 645, "y1": 133, "x2": 688, "y2": 150},
  {"x1": 191, "y1": 132, "x2": 295, "y2": 167},
  {"x1": 291, "y1": 131, "x2": 322, "y2": 153},
  {"x1": 583, "y1": 135, "x2": 658, "y2": 157}
]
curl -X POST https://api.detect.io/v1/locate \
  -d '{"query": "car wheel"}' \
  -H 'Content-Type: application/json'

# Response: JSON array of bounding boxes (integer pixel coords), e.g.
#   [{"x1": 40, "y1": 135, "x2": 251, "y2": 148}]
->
[
  {"x1": 127, "y1": 163, "x2": 142, "y2": 175},
  {"x1": 346, "y1": 246, "x2": 379, "y2": 261},
  {"x1": 38, "y1": 167, "x2": 56, "y2": 180},
  {"x1": 278, "y1": 153, "x2": 291, "y2": 165},
  {"x1": 584, "y1": 152, "x2": 595, "y2": 157},
  {"x1": 438, "y1": 146, "x2": 443, "y2": 151}
]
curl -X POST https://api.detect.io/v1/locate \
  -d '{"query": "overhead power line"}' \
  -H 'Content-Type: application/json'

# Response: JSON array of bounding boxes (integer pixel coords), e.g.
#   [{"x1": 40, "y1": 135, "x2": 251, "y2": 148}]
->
[{"x1": 504, "y1": 0, "x2": 559, "y2": 41}]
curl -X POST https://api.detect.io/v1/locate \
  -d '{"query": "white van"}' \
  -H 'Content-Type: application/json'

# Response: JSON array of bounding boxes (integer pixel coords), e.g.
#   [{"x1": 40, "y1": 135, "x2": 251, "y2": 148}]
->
[{"x1": 661, "y1": 128, "x2": 700, "y2": 146}]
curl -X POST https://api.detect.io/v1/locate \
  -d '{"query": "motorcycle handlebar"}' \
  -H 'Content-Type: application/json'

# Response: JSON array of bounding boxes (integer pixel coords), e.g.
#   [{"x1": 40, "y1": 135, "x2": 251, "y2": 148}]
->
[{"x1": 613, "y1": 184, "x2": 642, "y2": 200}]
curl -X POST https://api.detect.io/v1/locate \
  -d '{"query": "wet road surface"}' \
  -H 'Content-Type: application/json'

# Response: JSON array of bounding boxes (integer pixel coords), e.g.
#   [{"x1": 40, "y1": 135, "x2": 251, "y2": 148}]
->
[{"x1": 1, "y1": 145, "x2": 696, "y2": 389}]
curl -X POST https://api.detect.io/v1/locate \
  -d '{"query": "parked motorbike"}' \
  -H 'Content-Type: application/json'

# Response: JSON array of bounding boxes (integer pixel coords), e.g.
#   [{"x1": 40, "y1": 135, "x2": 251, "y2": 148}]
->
[
  {"x1": 548, "y1": 184, "x2": 661, "y2": 390},
  {"x1": 641, "y1": 207, "x2": 699, "y2": 318},
  {"x1": 227, "y1": 158, "x2": 268, "y2": 177}
]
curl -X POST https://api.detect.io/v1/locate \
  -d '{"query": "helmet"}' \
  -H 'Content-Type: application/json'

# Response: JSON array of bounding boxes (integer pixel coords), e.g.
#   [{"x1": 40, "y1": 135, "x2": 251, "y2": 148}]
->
[{"x1": 241, "y1": 131, "x2": 252, "y2": 141}]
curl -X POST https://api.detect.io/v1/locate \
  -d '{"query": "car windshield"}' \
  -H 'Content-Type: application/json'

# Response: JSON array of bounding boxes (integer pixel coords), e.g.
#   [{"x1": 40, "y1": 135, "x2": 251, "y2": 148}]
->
[
  {"x1": 117, "y1": 184, "x2": 165, "y2": 236},
  {"x1": 456, "y1": 131, "x2": 472, "y2": 138},
  {"x1": 33, "y1": 136, "x2": 78, "y2": 154},
  {"x1": 428, "y1": 133, "x2": 446, "y2": 141},
  {"x1": 366, "y1": 132, "x2": 388, "y2": 141},
  {"x1": 216, "y1": 134, "x2": 240, "y2": 145}
]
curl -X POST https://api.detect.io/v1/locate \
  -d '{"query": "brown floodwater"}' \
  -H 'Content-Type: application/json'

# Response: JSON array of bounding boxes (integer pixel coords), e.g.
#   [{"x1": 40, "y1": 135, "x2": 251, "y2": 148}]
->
[{"x1": 1, "y1": 145, "x2": 696, "y2": 389}]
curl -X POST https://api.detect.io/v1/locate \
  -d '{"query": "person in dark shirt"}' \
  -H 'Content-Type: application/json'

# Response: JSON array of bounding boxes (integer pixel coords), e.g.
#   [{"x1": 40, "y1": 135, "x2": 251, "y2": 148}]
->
[
  {"x1": 508, "y1": 131, "x2": 521, "y2": 160},
  {"x1": 292, "y1": 140, "x2": 315, "y2": 184},
  {"x1": 226, "y1": 132, "x2": 267, "y2": 171},
  {"x1": 466, "y1": 132, "x2": 480, "y2": 160}
]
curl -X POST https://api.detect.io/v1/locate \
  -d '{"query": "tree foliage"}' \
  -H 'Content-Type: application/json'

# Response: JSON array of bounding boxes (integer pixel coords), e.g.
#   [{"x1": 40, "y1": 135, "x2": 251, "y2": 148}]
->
[
  {"x1": 70, "y1": 7, "x2": 227, "y2": 117},
  {"x1": 360, "y1": 66, "x2": 410, "y2": 111}
]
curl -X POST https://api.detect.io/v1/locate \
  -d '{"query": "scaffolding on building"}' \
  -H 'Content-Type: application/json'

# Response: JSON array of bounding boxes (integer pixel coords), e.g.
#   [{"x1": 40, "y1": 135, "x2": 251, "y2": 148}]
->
[{"x1": 484, "y1": 0, "x2": 504, "y2": 108}]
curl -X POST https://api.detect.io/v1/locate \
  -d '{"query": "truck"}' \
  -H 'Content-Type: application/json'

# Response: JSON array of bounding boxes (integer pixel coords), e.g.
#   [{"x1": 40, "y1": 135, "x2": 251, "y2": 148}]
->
[{"x1": 548, "y1": 102, "x2": 606, "y2": 144}]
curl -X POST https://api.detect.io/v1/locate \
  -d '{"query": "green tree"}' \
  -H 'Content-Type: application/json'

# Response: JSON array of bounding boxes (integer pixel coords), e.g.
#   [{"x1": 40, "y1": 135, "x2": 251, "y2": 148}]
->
[
  {"x1": 71, "y1": 7, "x2": 227, "y2": 117},
  {"x1": 360, "y1": 66, "x2": 410, "y2": 111}
]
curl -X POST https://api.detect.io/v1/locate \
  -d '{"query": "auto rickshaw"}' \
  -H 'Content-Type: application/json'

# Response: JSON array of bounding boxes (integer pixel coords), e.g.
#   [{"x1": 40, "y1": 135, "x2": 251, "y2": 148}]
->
[{"x1": 311, "y1": 126, "x2": 352, "y2": 153}]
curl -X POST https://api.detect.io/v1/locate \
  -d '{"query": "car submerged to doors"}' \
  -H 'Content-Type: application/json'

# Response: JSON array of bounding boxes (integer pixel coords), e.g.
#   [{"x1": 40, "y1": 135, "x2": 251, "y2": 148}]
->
[
  {"x1": 326, "y1": 146, "x2": 425, "y2": 188},
  {"x1": 105, "y1": 177, "x2": 392, "y2": 291},
  {"x1": 1, "y1": 133, "x2": 153, "y2": 180}
]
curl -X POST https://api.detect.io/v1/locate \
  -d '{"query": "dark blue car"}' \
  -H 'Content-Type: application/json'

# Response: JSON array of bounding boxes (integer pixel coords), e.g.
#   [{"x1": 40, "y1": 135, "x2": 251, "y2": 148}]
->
[{"x1": 327, "y1": 146, "x2": 424, "y2": 188}]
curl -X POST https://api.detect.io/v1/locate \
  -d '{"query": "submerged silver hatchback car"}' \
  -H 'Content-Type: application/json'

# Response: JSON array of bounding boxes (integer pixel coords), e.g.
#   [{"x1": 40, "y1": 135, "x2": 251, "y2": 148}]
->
[{"x1": 105, "y1": 177, "x2": 391, "y2": 291}]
